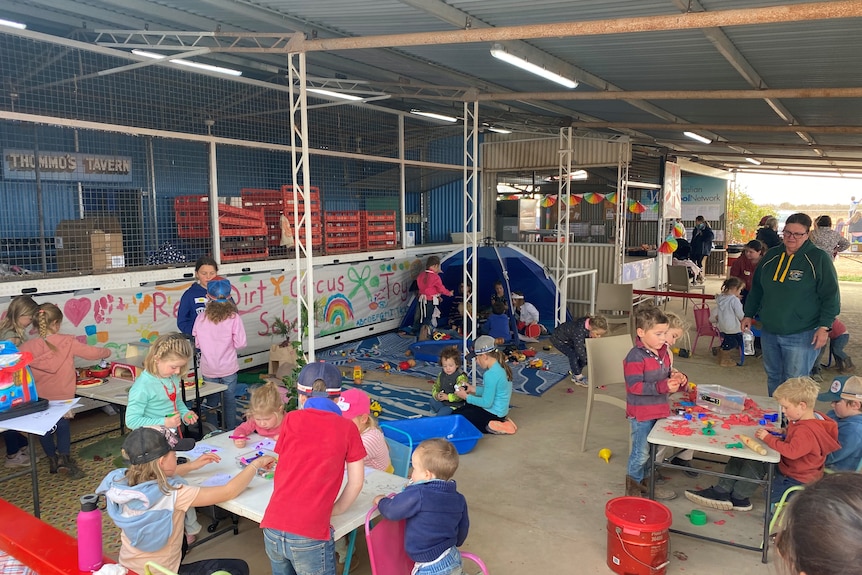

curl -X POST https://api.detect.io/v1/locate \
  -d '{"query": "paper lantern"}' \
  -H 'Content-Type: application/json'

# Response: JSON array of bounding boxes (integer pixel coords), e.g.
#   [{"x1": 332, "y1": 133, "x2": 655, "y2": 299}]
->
[{"x1": 672, "y1": 222, "x2": 686, "y2": 238}]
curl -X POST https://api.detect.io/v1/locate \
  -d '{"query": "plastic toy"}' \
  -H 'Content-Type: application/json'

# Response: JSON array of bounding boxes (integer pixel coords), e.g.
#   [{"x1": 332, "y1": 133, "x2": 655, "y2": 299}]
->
[
  {"x1": 353, "y1": 366, "x2": 363, "y2": 385},
  {"x1": 369, "y1": 400, "x2": 382, "y2": 417},
  {"x1": 740, "y1": 434, "x2": 768, "y2": 455},
  {"x1": 598, "y1": 448, "x2": 612, "y2": 463},
  {"x1": 378, "y1": 362, "x2": 391, "y2": 373},
  {"x1": 701, "y1": 422, "x2": 716, "y2": 435},
  {"x1": 527, "y1": 358, "x2": 544, "y2": 369},
  {"x1": 725, "y1": 442, "x2": 744, "y2": 449}
]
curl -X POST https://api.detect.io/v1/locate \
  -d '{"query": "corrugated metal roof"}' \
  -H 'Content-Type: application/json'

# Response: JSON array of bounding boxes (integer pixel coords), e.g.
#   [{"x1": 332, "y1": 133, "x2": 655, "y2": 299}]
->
[{"x1": 0, "y1": 0, "x2": 859, "y2": 173}]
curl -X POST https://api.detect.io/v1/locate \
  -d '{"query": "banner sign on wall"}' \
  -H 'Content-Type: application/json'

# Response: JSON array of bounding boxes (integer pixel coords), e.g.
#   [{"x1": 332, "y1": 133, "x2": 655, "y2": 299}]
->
[
  {"x1": 1, "y1": 257, "x2": 421, "y2": 362},
  {"x1": 662, "y1": 162, "x2": 682, "y2": 219},
  {"x1": 680, "y1": 175, "x2": 727, "y2": 221},
  {"x1": 3, "y1": 149, "x2": 134, "y2": 182}
]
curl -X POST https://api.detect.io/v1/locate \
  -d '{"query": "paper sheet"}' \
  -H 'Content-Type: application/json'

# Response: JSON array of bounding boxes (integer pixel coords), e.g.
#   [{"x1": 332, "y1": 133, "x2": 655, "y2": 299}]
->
[
  {"x1": 0, "y1": 399, "x2": 80, "y2": 435},
  {"x1": 201, "y1": 473, "x2": 233, "y2": 487},
  {"x1": 181, "y1": 442, "x2": 220, "y2": 460}
]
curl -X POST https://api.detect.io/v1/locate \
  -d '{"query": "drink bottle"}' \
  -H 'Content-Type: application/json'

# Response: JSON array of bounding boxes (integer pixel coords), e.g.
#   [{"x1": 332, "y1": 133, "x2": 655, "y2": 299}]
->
[{"x1": 77, "y1": 494, "x2": 103, "y2": 571}]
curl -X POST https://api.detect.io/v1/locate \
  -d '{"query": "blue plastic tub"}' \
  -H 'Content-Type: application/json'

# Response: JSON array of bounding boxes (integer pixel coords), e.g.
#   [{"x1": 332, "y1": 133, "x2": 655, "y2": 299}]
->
[{"x1": 381, "y1": 414, "x2": 482, "y2": 455}]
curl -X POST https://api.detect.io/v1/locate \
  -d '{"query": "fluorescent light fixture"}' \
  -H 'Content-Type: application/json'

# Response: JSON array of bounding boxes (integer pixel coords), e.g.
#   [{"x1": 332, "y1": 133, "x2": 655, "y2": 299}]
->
[
  {"x1": 410, "y1": 110, "x2": 458, "y2": 123},
  {"x1": 307, "y1": 88, "x2": 363, "y2": 101},
  {"x1": 488, "y1": 126, "x2": 512, "y2": 134},
  {"x1": 745, "y1": 157, "x2": 762, "y2": 165},
  {"x1": 490, "y1": 44, "x2": 577, "y2": 89},
  {"x1": 0, "y1": 18, "x2": 26, "y2": 29},
  {"x1": 683, "y1": 131, "x2": 712, "y2": 145},
  {"x1": 131, "y1": 49, "x2": 242, "y2": 77}
]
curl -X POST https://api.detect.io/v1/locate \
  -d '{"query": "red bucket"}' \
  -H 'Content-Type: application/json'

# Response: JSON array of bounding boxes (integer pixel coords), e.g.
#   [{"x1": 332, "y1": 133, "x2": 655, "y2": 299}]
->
[{"x1": 605, "y1": 497, "x2": 672, "y2": 575}]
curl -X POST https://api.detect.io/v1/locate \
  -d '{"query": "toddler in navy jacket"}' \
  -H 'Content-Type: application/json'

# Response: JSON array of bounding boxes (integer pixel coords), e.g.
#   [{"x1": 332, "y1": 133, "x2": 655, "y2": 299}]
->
[{"x1": 374, "y1": 438, "x2": 469, "y2": 575}]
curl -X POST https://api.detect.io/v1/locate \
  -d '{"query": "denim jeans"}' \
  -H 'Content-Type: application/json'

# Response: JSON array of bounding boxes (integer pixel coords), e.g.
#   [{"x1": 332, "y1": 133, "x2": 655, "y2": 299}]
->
[
  {"x1": 626, "y1": 417, "x2": 657, "y2": 483},
  {"x1": 831, "y1": 333, "x2": 850, "y2": 362},
  {"x1": 178, "y1": 558, "x2": 248, "y2": 575},
  {"x1": 263, "y1": 527, "x2": 336, "y2": 575},
  {"x1": 429, "y1": 397, "x2": 454, "y2": 417},
  {"x1": 414, "y1": 547, "x2": 463, "y2": 575},
  {"x1": 716, "y1": 459, "x2": 801, "y2": 507},
  {"x1": 39, "y1": 417, "x2": 70, "y2": 457},
  {"x1": 3, "y1": 430, "x2": 27, "y2": 456},
  {"x1": 206, "y1": 373, "x2": 238, "y2": 429},
  {"x1": 760, "y1": 328, "x2": 820, "y2": 396}
]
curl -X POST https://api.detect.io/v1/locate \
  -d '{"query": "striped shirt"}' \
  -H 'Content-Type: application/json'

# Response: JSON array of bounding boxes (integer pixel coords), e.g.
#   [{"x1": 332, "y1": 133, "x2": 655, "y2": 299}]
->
[
  {"x1": 361, "y1": 427, "x2": 392, "y2": 472},
  {"x1": 624, "y1": 340, "x2": 673, "y2": 422}
]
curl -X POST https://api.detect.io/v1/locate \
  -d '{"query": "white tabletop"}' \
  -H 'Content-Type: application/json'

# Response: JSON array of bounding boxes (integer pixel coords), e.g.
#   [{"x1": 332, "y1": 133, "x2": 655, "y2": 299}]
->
[
  {"x1": 179, "y1": 431, "x2": 409, "y2": 540},
  {"x1": 648, "y1": 395, "x2": 781, "y2": 464},
  {"x1": 75, "y1": 377, "x2": 227, "y2": 407}
]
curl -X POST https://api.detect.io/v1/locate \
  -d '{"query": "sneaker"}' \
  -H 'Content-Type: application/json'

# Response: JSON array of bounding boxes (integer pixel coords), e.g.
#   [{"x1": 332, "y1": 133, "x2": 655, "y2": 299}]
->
[
  {"x1": 4, "y1": 451, "x2": 29, "y2": 468},
  {"x1": 487, "y1": 418, "x2": 518, "y2": 435},
  {"x1": 101, "y1": 405, "x2": 118, "y2": 416},
  {"x1": 670, "y1": 457, "x2": 700, "y2": 478},
  {"x1": 653, "y1": 486, "x2": 677, "y2": 501},
  {"x1": 571, "y1": 375, "x2": 589, "y2": 388},
  {"x1": 731, "y1": 496, "x2": 753, "y2": 511},
  {"x1": 685, "y1": 487, "x2": 732, "y2": 510}
]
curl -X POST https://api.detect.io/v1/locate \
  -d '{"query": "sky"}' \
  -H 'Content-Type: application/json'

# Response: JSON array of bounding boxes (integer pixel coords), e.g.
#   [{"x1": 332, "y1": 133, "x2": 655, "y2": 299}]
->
[{"x1": 736, "y1": 172, "x2": 862, "y2": 207}]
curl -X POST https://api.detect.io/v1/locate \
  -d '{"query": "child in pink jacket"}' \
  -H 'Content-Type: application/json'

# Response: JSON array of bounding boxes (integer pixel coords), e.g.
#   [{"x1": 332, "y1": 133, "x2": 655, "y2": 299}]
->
[{"x1": 416, "y1": 255, "x2": 453, "y2": 341}]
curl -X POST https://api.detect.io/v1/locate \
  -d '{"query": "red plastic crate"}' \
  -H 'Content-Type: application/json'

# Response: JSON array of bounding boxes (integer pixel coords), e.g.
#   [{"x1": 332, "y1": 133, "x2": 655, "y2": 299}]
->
[
  {"x1": 365, "y1": 239, "x2": 398, "y2": 251},
  {"x1": 325, "y1": 210, "x2": 361, "y2": 223},
  {"x1": 326, "y1": 242, "x2": 361, "y2": 255},
  {"x1": 361, "y1": 210, "x2": 397, "y2": 224}
]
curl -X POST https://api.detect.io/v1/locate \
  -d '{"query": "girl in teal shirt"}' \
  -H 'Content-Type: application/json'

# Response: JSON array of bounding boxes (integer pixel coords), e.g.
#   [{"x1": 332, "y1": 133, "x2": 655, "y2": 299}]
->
[{"x1": 454, "y1": 335, "x2": 517, "y2": 435}]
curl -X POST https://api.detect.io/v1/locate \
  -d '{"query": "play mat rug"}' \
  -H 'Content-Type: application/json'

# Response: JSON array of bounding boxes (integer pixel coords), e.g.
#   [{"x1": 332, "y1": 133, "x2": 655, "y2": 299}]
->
[{"x1": 323, "y1": 332, "x2": 568, "y2": 397}]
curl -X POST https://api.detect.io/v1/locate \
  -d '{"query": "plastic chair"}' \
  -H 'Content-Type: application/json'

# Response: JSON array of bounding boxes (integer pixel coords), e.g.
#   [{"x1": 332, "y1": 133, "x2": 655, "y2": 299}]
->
[
  {"x1": 692, "y1": 302, "x2": 720, "y2": 355},
  {"x1": 364, "y1": 505, "x2": 489, "y2": 575},
  {"x1": 580, "y1": 334, "x2": 633, "y2": 453},
  {"x1": 768, "y1": 485, "x2": 805, "y2": 539},
  {"x1": 380, "y1": 423, "x2": 414, "y2": 478},
  {"x1": 595, "y1": 282, "x2": 633, "y2": 335},
  {"x1": 665, "y1": 265, "x2": 705, "y2": 314}
]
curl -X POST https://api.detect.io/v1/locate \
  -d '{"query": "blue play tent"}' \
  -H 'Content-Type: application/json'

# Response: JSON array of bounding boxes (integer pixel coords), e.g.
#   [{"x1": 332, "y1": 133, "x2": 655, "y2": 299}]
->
[{"x1": 399, "y1": 245, "x2": 570, "y2": 334}]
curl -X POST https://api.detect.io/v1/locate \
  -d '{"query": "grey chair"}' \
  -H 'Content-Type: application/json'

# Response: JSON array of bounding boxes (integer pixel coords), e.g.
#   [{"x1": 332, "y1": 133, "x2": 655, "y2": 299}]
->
[
  {"x1": 595, "y1": 282, "x2": 633, "y2": 336},
  {"x1": 580, "y1": 334, "x2": 633, "y2": 453},
  {"x1": 666, "y1": 264, "x2": 705, "y2": 314}
]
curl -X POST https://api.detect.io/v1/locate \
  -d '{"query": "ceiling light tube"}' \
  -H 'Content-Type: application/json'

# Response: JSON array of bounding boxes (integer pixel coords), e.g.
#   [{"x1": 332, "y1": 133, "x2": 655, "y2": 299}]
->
[
  {"x1": 410, "y1": 110, "x2": 458, "y2": 123},
  {"x1": 131, "y1": 49, "x2": 242, "y2": 76},
  {"x1": 307, "y1": 88, "x2": 363, "y2": 101},
  {"x1": 488, "y1": 126, "x2": 512, "y2": 134},
  {"x1": 745, "y1": 157, "x2": 762, "y2": 165},
  {"x1": 0, "y1": 18, "x2": 26, "y2": 29},
  {"x1": 490, "y1": 44, "x2": 577, "y2": 89},
  {"x1": 683, "y1": 131, "x2": 712, "y2": 145}
]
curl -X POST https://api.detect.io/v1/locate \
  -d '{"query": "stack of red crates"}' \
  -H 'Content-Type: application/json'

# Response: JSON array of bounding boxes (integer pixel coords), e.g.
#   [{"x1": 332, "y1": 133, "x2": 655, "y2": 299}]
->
[
  {"x1": 240, "y1": 186, "x2": 322, "y2": 251},
  {"x1": 174, "y1": 195, "x2": 269, "y2": 261},
  {"x1": 361, "y1": 210, "x2": 398, "y2": 251},
  {"x1": 324, "y1": 211, "x2": 362, "y2": 254}
]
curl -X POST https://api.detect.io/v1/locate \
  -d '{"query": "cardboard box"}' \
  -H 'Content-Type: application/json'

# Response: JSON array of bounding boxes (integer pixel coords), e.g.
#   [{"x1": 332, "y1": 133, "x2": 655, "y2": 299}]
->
[{"x1": 55, "y1": 216, "x2": 123, "y2": 272}]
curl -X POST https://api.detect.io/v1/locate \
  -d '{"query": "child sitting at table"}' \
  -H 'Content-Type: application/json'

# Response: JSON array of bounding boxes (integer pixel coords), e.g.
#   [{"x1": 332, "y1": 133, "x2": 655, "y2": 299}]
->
[
  {"x1": 373, "y1": 438, "x2": 469, "y2": 575},
  {"x1": 430, "y1": 346, "x2": 468, "y2": 416},
  {"x1": 339, "y1": 387, "x2": 391, "y2": 472},
  {"x1": 21, "y1": 302, "x2": 111, "y2": 479},
  {"x1": 232, "y1": 381, "x2": 285, "y2": 448},
  {"x1": 685, "y1": 377, "x2": 839, "y2": 512},
  {"x1": 98, "y1": 426, "x2": 273, "y2": 575},
  {"x1": 818, "y1": 375, "x2": 862, "y2": 471},
  {"x1": 261, "y1": 362, "x2": 366, "y2": 575},
  {"x1": 549, "y1": 314, "x2": 608, "y2": 388},
  {"x1": 623, "y1": 306, "x2": 684, "y2": 501},
  {"x1": 126, "y1": 333, "x2": 199, "y2": 432}
]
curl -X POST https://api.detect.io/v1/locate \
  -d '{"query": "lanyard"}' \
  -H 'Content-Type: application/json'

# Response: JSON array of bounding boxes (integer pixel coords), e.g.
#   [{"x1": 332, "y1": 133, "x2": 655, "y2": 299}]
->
[{"x1": 161, "y1": 378, "x2": 184, "y2": 437}]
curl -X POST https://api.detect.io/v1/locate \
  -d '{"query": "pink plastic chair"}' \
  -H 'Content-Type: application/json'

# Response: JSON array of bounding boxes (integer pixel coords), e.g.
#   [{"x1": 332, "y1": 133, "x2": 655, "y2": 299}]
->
[
  {"x1": 692, "y1": 303, "x2": 719, "y2": 355},
  {"x1": 364, "y1": 505, "x2": 489, "y2": 575}
]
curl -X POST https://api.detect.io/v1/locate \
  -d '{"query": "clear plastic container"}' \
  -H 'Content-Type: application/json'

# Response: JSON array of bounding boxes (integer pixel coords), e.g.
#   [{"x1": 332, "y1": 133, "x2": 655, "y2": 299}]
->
[
  {"x1": 235, "y1": 449, "x2": 277, "y2": 476},
  {"x1": 696, "y1": 384, "x2": 747, "y2": 414}
]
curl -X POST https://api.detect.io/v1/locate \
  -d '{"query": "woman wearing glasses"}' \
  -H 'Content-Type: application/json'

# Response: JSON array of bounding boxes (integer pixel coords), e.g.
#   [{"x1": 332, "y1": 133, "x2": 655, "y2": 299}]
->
[{"x1": 741, "y1": 213, "x2": 840, "y2": 396}]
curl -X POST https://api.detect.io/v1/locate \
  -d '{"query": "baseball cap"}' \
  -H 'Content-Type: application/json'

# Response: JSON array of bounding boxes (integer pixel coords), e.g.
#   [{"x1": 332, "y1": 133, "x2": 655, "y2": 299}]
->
[
  {"x1": 207, "y1": 277, "x2": 233, "y2": 302},
  {"x1": 296, "y1": 361, "x2": 343, "y2": 398},
  {"x1": 122, "y1": 426, "x2": 195, "y2": 465},
  {"x1": 511, "y1": 292, "x2": 524, "y2": 300},
  {"x1": 338, "y1": 387, "x2": 371, "y2": 419},
  {"x1": 467, "y1": 335, "x2": 497, "y2": 359},
  {"x1": 818, "y1": 376, "x2": 862, "y2": 402}
]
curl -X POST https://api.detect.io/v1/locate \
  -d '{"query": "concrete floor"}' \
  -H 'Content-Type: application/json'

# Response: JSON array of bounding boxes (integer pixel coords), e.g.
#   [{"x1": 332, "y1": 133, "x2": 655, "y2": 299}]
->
[{"x1": 154, "y1": 278, "x2": 862, "y2": 574}]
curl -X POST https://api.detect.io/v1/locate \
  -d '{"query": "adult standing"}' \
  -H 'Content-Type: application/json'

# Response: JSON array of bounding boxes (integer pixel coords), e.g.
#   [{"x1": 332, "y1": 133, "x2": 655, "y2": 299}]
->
[
  {"x1": 728, "y1": 239, "x2": 764, "y2": 304},
  {"x1": 810, "y1": 215, "x2": 850, "y2": 260},
  {"x1": 756, "y1": 216, "x2": 782, "y2": 250},
  {"x1": 689, "y1": 216, "x2": 714, "y2": 284},
  {"x1": 177, "y1": 256, "x2": 218, "y2": 335},
  {"x1": 742, "y1": 213, "x2": 840, "y2": 396}
]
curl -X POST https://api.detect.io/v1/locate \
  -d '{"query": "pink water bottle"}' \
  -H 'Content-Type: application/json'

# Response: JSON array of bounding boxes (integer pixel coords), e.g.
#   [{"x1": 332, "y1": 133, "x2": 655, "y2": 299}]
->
[{"x1": 77, "y1": 494, "x2": 103, "y2": 571}]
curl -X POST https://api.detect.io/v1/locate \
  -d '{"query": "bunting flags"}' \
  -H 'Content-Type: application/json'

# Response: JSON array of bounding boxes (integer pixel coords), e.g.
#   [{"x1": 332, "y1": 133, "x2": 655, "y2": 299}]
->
[
  {"x1": 658, "y1": 236, "x2": 678, "y2": 254},
  {"x1": 534, "y1": 192, "x2": 659, "y2": 214},
  {"x1": 672, "y1": 221, "x2": 686, "y2": 238}
]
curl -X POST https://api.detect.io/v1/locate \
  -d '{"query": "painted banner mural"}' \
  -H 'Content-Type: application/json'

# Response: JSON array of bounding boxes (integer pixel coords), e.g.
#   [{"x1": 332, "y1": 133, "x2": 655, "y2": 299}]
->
[{"x1": 3, "y1": 257, "x2": 424, "y2": 361}]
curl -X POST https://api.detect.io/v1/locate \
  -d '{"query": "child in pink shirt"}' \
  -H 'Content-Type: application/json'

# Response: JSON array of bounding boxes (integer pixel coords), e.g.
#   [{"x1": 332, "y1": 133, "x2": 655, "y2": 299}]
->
[
  {"x1": 416, "y1": 255, "x2": 453, "y2": 341},
  {"x1": 232, "y1": 382, "x2": 286, "y2": 448}
]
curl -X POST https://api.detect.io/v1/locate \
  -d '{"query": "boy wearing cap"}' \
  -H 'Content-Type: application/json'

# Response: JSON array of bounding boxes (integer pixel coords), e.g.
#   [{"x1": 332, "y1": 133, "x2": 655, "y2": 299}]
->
[
  {"x1": 453, "y1": 335, "x2": 517, "y2": 435},
  {"x1": 97, "y1": 426, "x2": 273, "y2": 575},
  {"x1": 819, "y1": 375, "x2": 862, "y2": 471},
  {"x1": 192, "y1": 276, "x2": 247, "y2": 429},
  {"x1": 262, "y1": 362, "x2": 367, "y2": 575}
]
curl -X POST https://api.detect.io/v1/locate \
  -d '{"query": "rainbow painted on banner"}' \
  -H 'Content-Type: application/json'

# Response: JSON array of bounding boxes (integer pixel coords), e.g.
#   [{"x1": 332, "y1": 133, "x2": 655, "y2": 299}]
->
[{"x1": 324, "y1": 294, "x2": 354, "y2": 327}]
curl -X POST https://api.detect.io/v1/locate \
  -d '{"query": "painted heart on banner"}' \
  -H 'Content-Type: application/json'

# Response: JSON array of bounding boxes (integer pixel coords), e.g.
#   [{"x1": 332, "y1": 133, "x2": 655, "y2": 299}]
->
[{"x1": 64, "y1": 297, "x2": 92, "y2": 327}]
